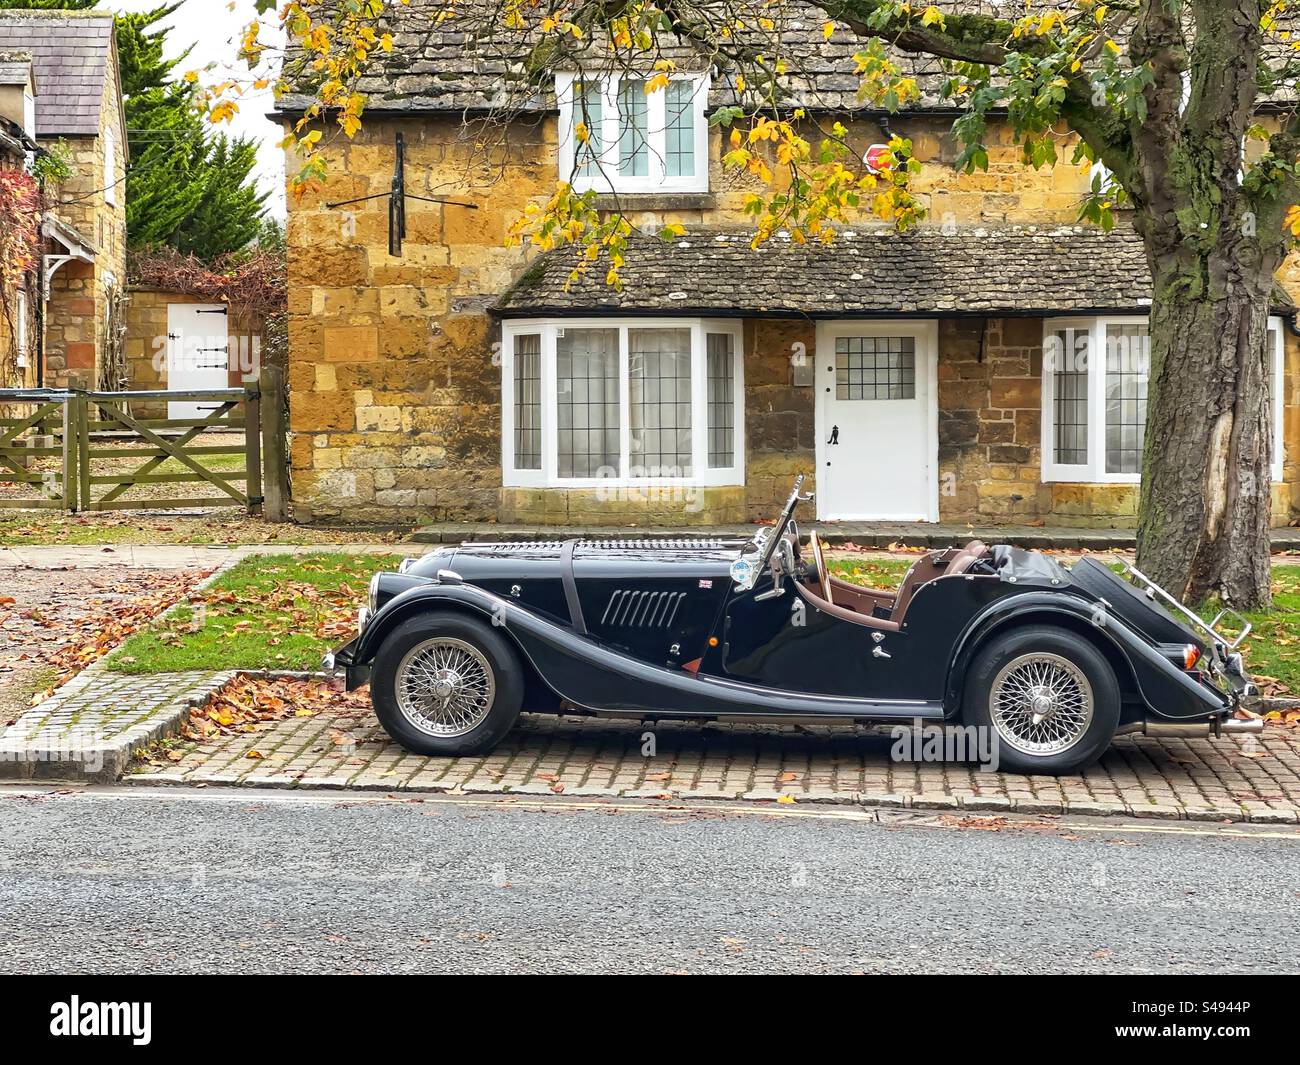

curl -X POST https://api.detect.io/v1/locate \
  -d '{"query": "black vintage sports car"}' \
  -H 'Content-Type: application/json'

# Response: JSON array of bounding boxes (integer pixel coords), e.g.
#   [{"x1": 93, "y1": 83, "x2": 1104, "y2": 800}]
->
[{"x1": 329, "y1": 477, "x2": 1263, "y2": 774}]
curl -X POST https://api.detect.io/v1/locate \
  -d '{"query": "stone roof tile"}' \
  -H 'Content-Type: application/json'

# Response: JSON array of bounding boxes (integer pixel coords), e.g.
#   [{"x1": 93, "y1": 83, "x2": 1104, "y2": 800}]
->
[
  {"x1": 496, "y1": 224, "x2": 1295, "y2": 318},
  {"x1": 278, "y1": 1, "x2": 1300, "y2": 115}
]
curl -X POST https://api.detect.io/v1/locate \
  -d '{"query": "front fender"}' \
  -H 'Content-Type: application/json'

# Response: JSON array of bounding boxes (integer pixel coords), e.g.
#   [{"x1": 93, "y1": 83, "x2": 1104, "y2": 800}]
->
[{"x1": 946, "y1": 592, "x2": 1229, "y2": 721}]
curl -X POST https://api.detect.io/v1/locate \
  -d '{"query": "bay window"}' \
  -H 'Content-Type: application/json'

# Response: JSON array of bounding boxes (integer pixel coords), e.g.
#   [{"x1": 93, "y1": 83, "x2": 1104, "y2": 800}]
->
[
  {"x1": 557, "y1": 71, "x2": 710, "y2": 194},
  {"x1": 502, "y1": 319, "x2": 744, "y2": 487},
  {"x1": 1042, "y1": 316, "x2": 1284, "y2": 483}
]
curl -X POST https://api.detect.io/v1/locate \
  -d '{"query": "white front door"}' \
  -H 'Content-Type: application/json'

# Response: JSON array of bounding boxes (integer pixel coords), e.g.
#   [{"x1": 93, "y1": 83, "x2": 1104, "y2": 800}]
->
[
  {"x1": 815, "y1": 320, "x2": 938, "y2": 521},
  {"x1": 167, "y1": 303, "x2": 230, "y2": 420}
]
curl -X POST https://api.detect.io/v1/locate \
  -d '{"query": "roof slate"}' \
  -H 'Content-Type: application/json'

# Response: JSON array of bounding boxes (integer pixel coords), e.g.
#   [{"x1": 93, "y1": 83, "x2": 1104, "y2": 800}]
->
[
  {"x1": 496, "y1": 224, "x2": 1294, "y2": 318},
  {"x1": 276, "y1": 1, "x2": 1035, "y2": 116},
  {"x1": 0, "y1": 13, "x2": 113, "y2": 136},
  {"x1": 278, "y1": 0, "x2": 1300, "y2": 116}
]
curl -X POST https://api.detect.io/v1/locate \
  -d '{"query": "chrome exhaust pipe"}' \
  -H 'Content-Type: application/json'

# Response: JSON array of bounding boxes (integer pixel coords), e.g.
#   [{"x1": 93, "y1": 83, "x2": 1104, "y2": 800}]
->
[
  {"x1": 1120, "y1": 717, "x2": 1265, "y2": 738},
  {"x1": 1216, "y1": 717, "x2": 1265, "y2": 737}
]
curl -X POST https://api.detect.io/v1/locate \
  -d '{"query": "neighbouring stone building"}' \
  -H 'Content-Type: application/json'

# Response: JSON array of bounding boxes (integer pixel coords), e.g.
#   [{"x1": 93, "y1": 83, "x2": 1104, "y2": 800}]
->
[
  {"x1": 0, "y1": 49, "x2": 38, "y2": 384},
  {"x1": 278, "y1": 1, "x2": 1300, "y2": 529},
  {"x1": 0, "y1": 9, "x2": 127, "y2": 391}
]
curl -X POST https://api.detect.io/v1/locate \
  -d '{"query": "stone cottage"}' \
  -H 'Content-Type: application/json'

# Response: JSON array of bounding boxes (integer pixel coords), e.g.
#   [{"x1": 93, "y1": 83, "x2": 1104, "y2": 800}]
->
[
  {"x1": 0, "y1": 9, "x2": 127, "y2": 391},
  {"x1": 277, "y1": 1, "x2": 1300, "y2": 530}
]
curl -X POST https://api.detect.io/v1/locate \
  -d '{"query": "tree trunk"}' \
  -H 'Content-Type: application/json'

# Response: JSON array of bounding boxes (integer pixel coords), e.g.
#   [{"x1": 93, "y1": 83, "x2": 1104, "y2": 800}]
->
[{"x1": 1135, "y1": 239, "x2": 1278, "y2": 609}]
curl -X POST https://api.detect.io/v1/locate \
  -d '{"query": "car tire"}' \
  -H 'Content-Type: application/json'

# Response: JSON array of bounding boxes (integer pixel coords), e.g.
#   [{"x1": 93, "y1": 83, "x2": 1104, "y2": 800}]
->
[
  {"x1": 371, "y1": 614, "x2": 524, "y2": 756},
  {"x1": 963, "y1": 625, "x2": 1119, "y2": 775}
]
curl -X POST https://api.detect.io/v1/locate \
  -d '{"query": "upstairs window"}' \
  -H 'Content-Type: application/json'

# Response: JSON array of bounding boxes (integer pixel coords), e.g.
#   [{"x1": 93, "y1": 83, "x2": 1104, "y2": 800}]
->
[
  {"x1": 557, "y1": 72, "x2": 710, "y2": 194},
  {"x1": 1042, "y1": 316, "x2": 1284, "y2": 483}
]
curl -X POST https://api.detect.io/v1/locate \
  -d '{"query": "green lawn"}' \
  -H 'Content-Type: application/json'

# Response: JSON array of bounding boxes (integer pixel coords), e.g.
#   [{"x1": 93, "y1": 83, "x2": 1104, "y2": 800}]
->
[
  {"x1": 827, "y1": 555, "x2": 1300, "y2": 696},
  {"x1": 107, "y1": 552, "x2": 404, "y2": 674},
  {"x1": 104, "y1": 548, "x2": 1300, "y2": 697},
  {"x1": 0, "y1": 514, "x2": 406, "y2": 546}
]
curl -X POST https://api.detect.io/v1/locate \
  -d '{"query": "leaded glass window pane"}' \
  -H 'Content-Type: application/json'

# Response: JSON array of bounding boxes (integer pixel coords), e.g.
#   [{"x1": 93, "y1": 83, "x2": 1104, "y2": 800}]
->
[
  {"x1": 573, "y1": 81, "x2": 602, "y2": 175},
  {"x1": 618, "y1": 79, "x2": 649, "y2": 177},
  {"x1": 706, "y1": 332, "x2": 734, "y2": 468},
  {"x1": 1105, "y1": 323, "x2": 1149, "y2": 474},
  {"x1": 834, "y1": 336, "x2": 916, "y2": 400},
  {"x1": 1048, "y1": 327, "x2": 1089, "y2": 465},
  {"x1": 629, "y1": 327, "x2": 691, "y2": 476},
  {"x1": 665, "y1": 80, "x2": 695, "y2": 178},
  {"x1": 557, "y1": 328, "x2": 620, "y2": 478},
  {"x1": 512, "y1": 333, "x2": 541, "y2": 470}
]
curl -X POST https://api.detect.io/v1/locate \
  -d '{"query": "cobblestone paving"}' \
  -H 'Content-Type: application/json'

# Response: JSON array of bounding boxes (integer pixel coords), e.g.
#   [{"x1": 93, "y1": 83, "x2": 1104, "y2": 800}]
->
[
  {"x1": 0, "y1": 665, "x2": 232, "y2": 782},
  {"x1": 129, "y1": 698, "x2": 1300, "y2": 823}
]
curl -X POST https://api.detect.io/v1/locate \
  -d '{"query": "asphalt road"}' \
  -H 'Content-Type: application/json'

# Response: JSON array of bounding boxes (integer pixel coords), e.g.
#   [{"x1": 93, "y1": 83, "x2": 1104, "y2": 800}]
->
[{"x1": 1, "y1": 786, "x2": 1297, "y2": 974}]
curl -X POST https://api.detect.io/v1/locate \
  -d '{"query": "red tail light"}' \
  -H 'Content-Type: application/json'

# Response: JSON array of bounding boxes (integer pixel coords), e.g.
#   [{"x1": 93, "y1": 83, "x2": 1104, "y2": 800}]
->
[{"x1": 1183, "y1": 644, "x2": 1201, "y2": 670}]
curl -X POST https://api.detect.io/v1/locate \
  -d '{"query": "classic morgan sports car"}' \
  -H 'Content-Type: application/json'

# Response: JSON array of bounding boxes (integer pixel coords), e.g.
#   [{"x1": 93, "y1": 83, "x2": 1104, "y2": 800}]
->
[{"x1": 327, "y1": 477, "x2": 1264, "y2": 775}]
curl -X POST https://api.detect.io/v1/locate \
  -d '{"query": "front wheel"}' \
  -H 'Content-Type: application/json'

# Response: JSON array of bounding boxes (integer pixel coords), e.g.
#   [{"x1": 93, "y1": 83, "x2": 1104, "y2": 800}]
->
[
  {"x1": 963, "y1": 626, "x2": 1119, "y2": 775},
  {"x1": 371, "y1": 614, "x2": 523, "y2": 756}
]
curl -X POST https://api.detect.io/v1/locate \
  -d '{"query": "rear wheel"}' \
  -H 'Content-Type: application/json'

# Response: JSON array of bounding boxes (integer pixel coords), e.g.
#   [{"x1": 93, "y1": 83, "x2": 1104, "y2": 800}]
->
[
  {"x1": 963, "y1": 626, "x2": 1119, "y2": 775},
  {"x1": 371, "y1": 614, "x2": 523, "y2": 756}
]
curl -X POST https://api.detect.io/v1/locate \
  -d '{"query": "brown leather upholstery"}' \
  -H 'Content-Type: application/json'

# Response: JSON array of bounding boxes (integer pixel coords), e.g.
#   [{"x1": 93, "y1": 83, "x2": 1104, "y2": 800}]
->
[
  {"x1": 890, "y1": 539, "x2": 989, "y2": 623},
  {"x1": 797, "y1": 538, "x2": 990, "y2": 629},
  {"x1": 791, "y1": 575, "x2": 900, "y2": 631}
]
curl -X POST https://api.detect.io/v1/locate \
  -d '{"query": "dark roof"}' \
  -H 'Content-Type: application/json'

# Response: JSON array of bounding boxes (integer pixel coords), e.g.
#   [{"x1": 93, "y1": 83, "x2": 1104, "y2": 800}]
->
[
  {"x1": 497, "y1": 224, "x2": 1279, "y2": 319},
  {"x1": 278, "y1": 0, "x2": 990, "y2": 115},
  {"x1": 279, "y1": 1, "x2": 1300, "y2": 116},
  {"x1": 0, "y1": 11, "x2": 115, "y2": 136}
]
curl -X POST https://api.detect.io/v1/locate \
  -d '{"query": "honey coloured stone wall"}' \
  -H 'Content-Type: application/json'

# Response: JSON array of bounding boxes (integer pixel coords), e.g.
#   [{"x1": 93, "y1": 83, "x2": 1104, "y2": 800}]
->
[
  {"x1": 286, "y1": 114, "x2": 548, "y2": 523},
  {"x1": 286, "y1": 107, "x2": 1299, "y2": 528}
]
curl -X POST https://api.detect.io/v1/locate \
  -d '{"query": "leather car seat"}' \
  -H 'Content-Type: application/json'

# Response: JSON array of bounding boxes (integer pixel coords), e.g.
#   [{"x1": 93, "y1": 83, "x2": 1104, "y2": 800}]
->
[{"x1": 890, "y1": 539, "x2": 988, "y2": 623}]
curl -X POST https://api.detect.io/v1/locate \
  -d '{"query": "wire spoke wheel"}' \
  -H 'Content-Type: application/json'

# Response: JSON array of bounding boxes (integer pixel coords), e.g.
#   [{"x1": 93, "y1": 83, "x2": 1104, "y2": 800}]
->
[
  {"x1": 989, "y1": 651, "x2": 1094, "y2": 757},
  {"x1": 395, "y1": 637, "x2": 496, "y2": 738}
]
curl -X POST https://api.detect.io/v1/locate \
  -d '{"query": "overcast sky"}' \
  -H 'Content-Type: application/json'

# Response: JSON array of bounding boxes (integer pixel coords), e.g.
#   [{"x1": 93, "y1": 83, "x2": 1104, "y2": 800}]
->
[{"x1": 115, "y1": 0, "x2": 287, "y2": 219}]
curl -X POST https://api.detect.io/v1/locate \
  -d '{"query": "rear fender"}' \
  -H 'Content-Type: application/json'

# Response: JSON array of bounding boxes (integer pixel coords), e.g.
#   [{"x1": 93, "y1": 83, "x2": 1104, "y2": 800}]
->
[{"x1": 946, "y1": 593, "x2": 1228, "y2": 721}]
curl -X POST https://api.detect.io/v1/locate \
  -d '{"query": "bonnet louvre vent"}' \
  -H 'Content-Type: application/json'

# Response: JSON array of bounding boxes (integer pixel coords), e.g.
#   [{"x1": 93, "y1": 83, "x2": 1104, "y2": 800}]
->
[
  {"x1": 601, "y1": 589, "x2": 687, "y2": 628},
  {"x1": 580, "y1": 539, "x2": 731, "y2": 551}
]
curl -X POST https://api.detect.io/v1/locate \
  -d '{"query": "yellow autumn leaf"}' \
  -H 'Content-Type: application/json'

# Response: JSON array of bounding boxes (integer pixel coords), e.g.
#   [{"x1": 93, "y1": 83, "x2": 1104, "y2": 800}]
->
[
  {"x1": 777, "y1": 794, "x2": 796, "y2": 804},
  {"x1": 823, "y1": 21, "x2": 834, "y2": 40}
]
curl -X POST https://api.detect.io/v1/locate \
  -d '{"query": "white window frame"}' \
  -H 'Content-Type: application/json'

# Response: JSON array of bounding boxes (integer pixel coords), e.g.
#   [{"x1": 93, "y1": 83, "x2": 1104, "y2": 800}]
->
[
  {"x1": 15, "y1": 290, "x2": 27, "y2": 369},
  {"x1": 501, "y1": 317, "x2": 744, "y2": 488},
  {"x1": 556, "y1": 71, "x2": 711, "y2": 195},
  {"x1": 1041, "y1": 315, "x2": 1285, "y2": 484},
  {"x1": 103, "y1": 125, "x2": 117, "y2": 206}
]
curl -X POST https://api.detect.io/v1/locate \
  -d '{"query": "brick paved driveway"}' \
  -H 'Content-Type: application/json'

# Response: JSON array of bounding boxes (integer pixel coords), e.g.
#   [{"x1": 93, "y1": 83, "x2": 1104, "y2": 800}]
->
[{"x1": 131, "y1": 699, "x2": 1300, "y2": 823}]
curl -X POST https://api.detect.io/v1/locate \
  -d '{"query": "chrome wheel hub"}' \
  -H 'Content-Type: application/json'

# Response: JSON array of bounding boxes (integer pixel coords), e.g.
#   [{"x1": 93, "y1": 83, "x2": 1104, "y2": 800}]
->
[
  {"x1": 990, "y1": 652, "x2": 1094, "y2": 756},
  {"x1": 395, "y1": 637, "x2": 495, "y2": 738}
]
